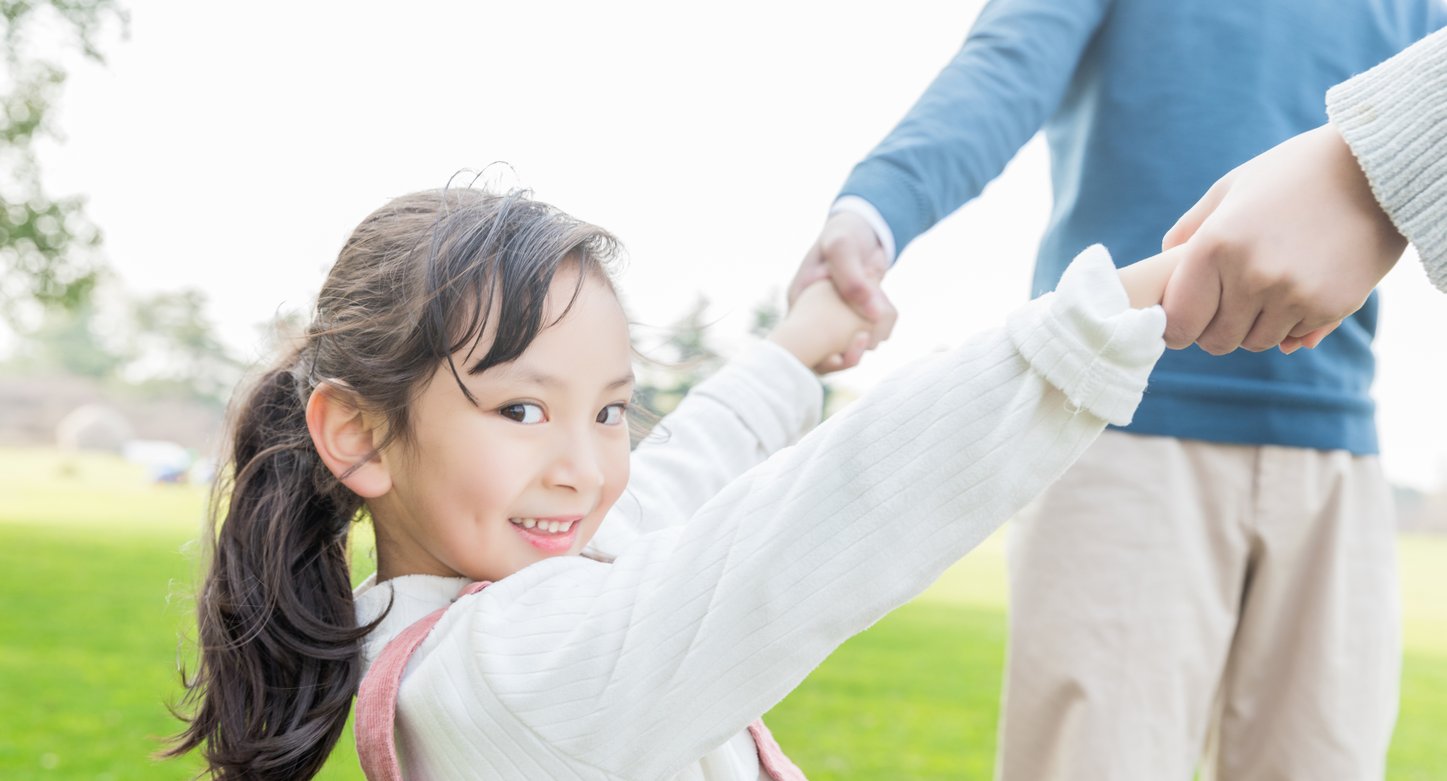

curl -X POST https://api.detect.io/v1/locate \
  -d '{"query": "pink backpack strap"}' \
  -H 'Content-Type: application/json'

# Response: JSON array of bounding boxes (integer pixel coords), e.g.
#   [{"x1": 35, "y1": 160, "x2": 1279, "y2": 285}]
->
[
  {"x1": 749, "y1": 719, "x2": 809, "y2": 780},
  {"x1": 355, "y1": 581, "x2": 491, "y2": 781}
]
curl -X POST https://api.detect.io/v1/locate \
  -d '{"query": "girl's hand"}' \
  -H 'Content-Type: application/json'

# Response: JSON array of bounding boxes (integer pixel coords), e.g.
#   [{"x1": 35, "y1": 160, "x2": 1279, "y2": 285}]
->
[
  {"x1": 788, "y1": 210, "x2": 897, "y2": 365},
  {"x1": 1118, "y1": 247, "x2": 1182, "y2": 309},
  {"x1": 768, "y1": 280, "x2": 872, "y2": 374}
]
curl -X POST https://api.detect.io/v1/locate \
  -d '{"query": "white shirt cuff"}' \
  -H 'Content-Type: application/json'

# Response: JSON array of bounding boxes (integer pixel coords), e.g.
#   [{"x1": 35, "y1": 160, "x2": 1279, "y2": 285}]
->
[{"x1": 830, "y1": 196, "x2": 898, "y2": 264}]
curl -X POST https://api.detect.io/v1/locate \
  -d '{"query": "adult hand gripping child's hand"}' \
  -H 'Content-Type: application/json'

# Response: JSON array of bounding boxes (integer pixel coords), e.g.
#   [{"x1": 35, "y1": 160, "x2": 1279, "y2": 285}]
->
[
  {"x1": 769, "y1": 279, "x2": 873, "y2": 375},
  {"x1": 776, "y1": 247, "x2": 1179, "y2": 376},
  {"x1": 1118, "y1": 246, "x2": 1182, "y2": 310},
  {"x1": 788, "y1": 210, "x2": 898, "y2": 367},
  {"x1": 1156, "y1": 124, "x2": 1402, "y2": 355}
]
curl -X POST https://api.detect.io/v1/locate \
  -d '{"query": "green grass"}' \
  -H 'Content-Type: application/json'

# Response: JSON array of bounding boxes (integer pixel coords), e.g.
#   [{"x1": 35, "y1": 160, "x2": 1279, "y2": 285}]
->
[{"x1": 2, "y1": 446, "x2": 1444, "y2": 779}]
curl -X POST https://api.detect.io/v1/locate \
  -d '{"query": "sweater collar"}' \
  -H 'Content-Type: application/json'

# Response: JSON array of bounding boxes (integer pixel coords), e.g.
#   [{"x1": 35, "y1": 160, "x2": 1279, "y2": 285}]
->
[{"x1": 353, "y1": 572, "x2": 471, "y2": 666}]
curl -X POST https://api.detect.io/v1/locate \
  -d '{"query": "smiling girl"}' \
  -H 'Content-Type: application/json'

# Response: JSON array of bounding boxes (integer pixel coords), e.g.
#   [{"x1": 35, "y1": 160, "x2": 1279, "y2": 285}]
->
[{"x1": 168, "y1": 188, "x2": 1172, "y2": 780}]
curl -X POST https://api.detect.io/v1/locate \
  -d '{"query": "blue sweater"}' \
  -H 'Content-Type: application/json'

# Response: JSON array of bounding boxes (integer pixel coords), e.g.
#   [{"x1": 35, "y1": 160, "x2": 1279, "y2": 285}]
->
[{"x1": 841, "y1": 0, "x2": 1446, "y2": 454}]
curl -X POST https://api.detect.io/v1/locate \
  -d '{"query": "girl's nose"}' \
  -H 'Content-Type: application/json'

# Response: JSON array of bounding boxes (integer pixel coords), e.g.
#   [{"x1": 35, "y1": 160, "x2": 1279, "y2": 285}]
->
[{"x1": 543, "y1": 431, "x2": 607, "y2": 494}]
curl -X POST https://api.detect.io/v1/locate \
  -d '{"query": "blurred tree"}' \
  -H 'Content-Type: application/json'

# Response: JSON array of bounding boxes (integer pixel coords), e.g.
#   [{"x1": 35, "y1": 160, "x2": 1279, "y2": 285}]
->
[
  {"x1": 1, "y1": 0, "x2": 127, "y2": 322},
  {"x1": 6, "y1": 297, "x2": 125, "y2": 377},
  {"x1": 632, "y1": 294, "x2": 724, "y2": 420},
  {"x1": 1, "y1": 284, "x2": 245, "y2": 409},
  {"x1": 127, "y1": 288, "x2": 243, "y2": 406},
  {"x1": 748, "y1": 292, "x2": 782, "y2": 337},
  {"x1": 632, "y1": 288, "x2": 843, "y2": 445}
]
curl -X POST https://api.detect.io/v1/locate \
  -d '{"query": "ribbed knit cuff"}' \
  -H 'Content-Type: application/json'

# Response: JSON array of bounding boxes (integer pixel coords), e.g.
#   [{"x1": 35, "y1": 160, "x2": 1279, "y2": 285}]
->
[
  {"x1": 1006, "y1": 245, "x2": 1166, "y2": 426},
  {"x1": 1327, "y1": 28, "x2": 1447, "y2": 293},
  {"x1": 691, "y1": 340, "x2": 823, "y2": 452}
]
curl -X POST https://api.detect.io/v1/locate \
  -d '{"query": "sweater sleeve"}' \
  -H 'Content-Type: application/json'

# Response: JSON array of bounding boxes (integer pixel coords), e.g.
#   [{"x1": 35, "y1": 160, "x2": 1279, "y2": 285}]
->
[
  {"x1": 1327, "y1": 26, "x2": 1447, "y2": 293},
  {"x1": 585, "y1": 340, "x2": 823, "y2": 559},
  {"x1": 839, "y1": 0, "x2": 1111, "y2": 256},
  {"x1": 423, "y1": 246, "x2": 1164, "y2": 778}
]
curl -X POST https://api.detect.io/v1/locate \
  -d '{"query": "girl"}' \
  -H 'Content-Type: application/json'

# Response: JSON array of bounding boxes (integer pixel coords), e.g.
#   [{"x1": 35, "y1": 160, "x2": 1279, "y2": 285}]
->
[{"x1": 169, "y1": 188, "x2": 1173, "y2": 780}]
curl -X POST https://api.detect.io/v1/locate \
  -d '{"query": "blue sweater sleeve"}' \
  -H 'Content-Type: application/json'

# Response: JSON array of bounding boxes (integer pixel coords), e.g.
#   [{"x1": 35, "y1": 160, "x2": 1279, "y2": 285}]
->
[{"x1": 839, "y1": 0, "x2": 1112, "y2": 257}]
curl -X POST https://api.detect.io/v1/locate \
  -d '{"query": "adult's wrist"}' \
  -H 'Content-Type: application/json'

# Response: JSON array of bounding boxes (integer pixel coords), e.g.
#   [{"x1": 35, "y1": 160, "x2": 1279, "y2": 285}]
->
[
  {"x1": 830, "y1": 196, "x2": 897, "y2": 263},
  {"x1": 1327, "y1": 28, "x2": 1447, "y2": 289}
]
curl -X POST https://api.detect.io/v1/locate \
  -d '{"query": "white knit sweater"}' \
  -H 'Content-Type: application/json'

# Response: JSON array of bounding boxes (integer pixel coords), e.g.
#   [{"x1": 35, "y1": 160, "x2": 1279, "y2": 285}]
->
[
  {"x1": 1328, "y1": 26, "x2": 1447, "y2": 293},
  {"x1": 353, "y1": 247, "x2": 1166, "y2": 781}
]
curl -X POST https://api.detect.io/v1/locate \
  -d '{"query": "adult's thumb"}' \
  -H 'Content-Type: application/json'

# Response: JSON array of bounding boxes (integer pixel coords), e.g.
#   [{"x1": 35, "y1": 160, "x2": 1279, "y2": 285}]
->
[{"x1": 1163, "y1": 175, "x2": 1232, "y2": 250}]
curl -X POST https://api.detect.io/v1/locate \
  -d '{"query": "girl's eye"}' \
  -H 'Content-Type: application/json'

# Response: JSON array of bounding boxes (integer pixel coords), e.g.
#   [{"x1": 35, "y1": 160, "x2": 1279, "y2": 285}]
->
[
  {"x1": 597, "y1": 403, "x2": 628, "y2": 426},
  {"x1": 499, "y1": 403, "x2": 546, "y2": 424}
]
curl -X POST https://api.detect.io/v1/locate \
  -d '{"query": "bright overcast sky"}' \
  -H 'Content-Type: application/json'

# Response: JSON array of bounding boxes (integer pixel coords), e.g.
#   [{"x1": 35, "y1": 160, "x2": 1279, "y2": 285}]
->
[{"x1": 37, "y1": 0, "x2": 1447, "y2": 490}]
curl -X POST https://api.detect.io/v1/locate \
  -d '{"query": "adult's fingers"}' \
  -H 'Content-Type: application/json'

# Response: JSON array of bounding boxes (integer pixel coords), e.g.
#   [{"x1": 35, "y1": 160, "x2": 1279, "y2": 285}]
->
[
  {"x1": 838, "y1": 331, "x2": 872, "y2": 371},
  {"x1": 814, "y1": 331, "x2": 872, "y2": 373},
  {"x1": 1279, "y1": 321, "x2": 1340, "y2": 354},
  {"x1": 1300, "y1": 321, "x2": 1340, "y2": 348},
  {"x1": 1195, "y1": 273, "x2": 1264, "y2": 355},
  {"x1": 787, "y1": 244, "x2": 830, "y2": 306},
  {"x1": 822, "y1": 240, "x2": 884, "y2": 322},
  {"x1": 1162, "y1": 174, "x2": 1233, "y2": 251},
  {"x1": 1160, "y1": 249, "x2": 1223, "y2": 349},
  {"x1": 1240, "y1": 305, "x2": 1302, "y2": 353},
  {"x1": 863, "y1": 283, "x2": 898, "y2": 348}
]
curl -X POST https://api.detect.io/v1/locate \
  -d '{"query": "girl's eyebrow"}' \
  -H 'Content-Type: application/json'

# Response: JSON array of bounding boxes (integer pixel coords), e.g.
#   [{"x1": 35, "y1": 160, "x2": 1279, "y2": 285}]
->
[{"x1": 500, "y1": 368, "x2": 636, "y2": 390}]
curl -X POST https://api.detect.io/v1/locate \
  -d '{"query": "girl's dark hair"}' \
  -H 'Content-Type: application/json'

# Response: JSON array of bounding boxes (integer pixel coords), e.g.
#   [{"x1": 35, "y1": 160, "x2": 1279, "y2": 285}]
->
[{"x1": 165, "y1": 188, "x2": 619, "y2": 779}]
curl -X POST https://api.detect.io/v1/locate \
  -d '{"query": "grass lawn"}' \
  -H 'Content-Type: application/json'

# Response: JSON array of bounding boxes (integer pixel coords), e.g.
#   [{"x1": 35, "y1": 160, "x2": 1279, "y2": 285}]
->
[{"x1": 2, "y1": 446, "x2": 1444, "y2": 780}]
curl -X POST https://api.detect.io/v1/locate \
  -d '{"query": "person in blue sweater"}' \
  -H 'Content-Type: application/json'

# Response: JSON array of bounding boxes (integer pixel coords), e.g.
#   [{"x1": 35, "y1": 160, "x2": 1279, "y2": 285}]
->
[{"x1": 790, "y1": 2, "x2": 1447, "y2": 779}]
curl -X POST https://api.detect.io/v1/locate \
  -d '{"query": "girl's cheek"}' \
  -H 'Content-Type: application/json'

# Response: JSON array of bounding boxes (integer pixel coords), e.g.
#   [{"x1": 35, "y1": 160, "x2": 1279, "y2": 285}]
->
[{"x1": 606, "y1": 463, "x2": 629, "y2": 509}]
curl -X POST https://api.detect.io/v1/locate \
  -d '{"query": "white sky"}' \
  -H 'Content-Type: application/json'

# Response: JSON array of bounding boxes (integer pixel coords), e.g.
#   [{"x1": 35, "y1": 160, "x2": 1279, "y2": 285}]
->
[{"x1": 37, "y1": 0, "x2": 1447, "y2": 490}]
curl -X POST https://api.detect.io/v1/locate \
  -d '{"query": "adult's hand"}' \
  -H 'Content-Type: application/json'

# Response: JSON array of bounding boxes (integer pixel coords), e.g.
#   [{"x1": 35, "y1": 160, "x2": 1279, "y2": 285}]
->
[
  {"x1": 788, "y1": 210, "x2": 898, "y2": 369},
  {"x1": 1159, "y1": 124, "x2": 1406, "y2": 355}
]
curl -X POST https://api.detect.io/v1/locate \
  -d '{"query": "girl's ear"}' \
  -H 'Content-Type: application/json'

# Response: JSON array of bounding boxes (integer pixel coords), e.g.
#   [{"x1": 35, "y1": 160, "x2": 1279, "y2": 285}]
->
[{"x1": 306, "y1": 383, "x2": 393, "y2": 499}]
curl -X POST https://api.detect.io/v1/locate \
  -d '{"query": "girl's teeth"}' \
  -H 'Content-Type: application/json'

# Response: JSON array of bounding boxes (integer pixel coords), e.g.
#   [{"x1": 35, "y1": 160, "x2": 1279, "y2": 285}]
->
[{"x1": 511, "y1": 518, "x2": 575, "y2": 533}]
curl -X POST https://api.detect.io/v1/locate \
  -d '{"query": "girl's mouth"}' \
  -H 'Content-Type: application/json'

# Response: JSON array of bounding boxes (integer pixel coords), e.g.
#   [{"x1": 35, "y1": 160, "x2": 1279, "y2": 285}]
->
[{"x1": 508, "y1": 516, "x2": 580, "y2": 554}]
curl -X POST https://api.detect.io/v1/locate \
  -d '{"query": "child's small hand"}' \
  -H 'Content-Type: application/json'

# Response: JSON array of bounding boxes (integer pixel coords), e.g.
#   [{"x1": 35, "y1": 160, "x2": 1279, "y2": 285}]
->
[
  {"x1": 1118, "y1": 248, "x2": 1182, "y2": 309},
  {"x1": 768, "y1": 281, "x2": 872, "y2": 374}
]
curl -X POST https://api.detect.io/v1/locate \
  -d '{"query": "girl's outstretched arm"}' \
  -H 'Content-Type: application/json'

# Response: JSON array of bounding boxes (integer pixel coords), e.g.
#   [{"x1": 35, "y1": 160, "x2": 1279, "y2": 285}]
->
[
  {"x1": 590, "y1": 276, "x2": 876, "y2": 557},
  {"x1": 588, "y1": 341, "x2": 823, "y2": 558},
  {"x1": 392, "y1": 246, "x2": 1167, "y2": 778}
]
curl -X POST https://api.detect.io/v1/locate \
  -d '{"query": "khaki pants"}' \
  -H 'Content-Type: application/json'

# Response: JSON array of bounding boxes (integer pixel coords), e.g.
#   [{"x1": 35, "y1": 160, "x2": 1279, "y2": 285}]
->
[{"x1": 998, "y1": 431, "x2": 1399, "y2": 781}]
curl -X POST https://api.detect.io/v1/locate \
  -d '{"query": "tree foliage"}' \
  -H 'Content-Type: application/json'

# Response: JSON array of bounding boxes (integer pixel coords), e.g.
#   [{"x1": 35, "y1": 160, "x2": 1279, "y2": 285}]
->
[
  {"x1": 5, "y1": 285, "x2": 245, "y2": 407},
  {"x1": 632, "y1": 290, "x2": 841, "y2": 437},
  {"x1": 632, "y1": 294, "x2": 725, "y2": 419},
  {"x1": 126, "y1": 288, "x2": 244, "y2": 405},
  {"x1": 1, "y1": 0, "x2": 127, "y2": 319},
  {"x1": 9, "y1": 297, "x2": 123, "y2": 377}
]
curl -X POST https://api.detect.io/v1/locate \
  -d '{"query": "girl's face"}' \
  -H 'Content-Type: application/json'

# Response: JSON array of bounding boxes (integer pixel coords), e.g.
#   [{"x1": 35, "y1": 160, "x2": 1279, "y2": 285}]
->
[{"x1": 370, "y1": 265, "x2": 633, "y2": 582}]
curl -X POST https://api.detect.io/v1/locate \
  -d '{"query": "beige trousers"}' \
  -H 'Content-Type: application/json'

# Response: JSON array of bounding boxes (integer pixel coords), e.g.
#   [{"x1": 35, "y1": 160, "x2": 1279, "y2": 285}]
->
[{"x1": 997, "y1": 431, "x2": 1399, "y2": 781}]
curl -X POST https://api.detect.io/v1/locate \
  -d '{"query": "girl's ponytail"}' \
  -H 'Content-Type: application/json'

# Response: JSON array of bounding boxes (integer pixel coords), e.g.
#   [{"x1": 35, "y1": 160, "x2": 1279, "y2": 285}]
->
[{"x1": 167, "y1": 354, "x2": 370, "y2": 780}]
